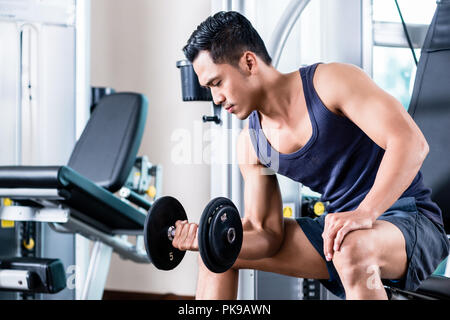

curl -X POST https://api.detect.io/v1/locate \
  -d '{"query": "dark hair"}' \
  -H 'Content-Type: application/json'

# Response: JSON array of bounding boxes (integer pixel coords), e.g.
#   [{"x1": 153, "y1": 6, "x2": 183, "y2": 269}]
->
[{"x1": 183, "y1": 11, "x2": 272, "y2": 66}]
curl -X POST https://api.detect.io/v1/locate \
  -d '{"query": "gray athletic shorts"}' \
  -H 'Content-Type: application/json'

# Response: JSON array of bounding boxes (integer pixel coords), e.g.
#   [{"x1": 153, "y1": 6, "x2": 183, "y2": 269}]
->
[{"x1": 296, "y1": 196, "x2": 450, "y2": 299}]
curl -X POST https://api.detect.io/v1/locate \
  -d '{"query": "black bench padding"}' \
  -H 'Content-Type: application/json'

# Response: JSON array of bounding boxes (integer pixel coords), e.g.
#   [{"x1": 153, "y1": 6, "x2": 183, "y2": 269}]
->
[
  {"x1": 57, "y1": 165, "x2": 146, "y2": 233},
  {"x1": 68, "y1": 93, "x2": 148, "y2": 193},
  {"x1": 408, "y1": 0, "x2": 450, "y2": 233},
  {"x1": 0, "y1": 166, "x2": 60, "y2": 188},
  {"x1": 0, "y1": 92, "x2": 149, "y2": 233},
  {"x1": 393, "y1": 0, "x2": 450, "y2": 300},
  {"x1": 415, "y1": 275, "x2": 450, "y2": 299}
]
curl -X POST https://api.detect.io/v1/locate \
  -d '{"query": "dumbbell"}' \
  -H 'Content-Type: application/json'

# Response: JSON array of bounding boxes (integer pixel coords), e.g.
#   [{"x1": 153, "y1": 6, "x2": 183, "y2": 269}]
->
[{"x1": 143, "y1": 196, "x2": 243, "y2": 273}]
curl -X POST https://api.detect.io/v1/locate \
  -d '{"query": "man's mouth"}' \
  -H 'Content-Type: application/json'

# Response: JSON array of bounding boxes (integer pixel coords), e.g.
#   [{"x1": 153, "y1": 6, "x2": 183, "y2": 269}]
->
[{"x1": 225, "y1": 104, "x2": 235, "y2": 112}]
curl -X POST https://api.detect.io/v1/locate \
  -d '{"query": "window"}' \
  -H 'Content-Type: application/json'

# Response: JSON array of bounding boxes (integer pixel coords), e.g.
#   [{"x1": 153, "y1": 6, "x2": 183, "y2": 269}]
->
[{"x1": 371, "y1": 0, "x2": 436, "y2": 110}]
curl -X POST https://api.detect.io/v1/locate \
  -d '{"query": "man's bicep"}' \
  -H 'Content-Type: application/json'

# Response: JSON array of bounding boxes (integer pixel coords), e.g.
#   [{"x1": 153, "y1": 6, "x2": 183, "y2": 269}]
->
[
  {"x1": 237, "y1": 128, "x2": 283, "y2": 230},
  {"x1": 241, "y1": 162, "x2": 283, "y2": 229}
]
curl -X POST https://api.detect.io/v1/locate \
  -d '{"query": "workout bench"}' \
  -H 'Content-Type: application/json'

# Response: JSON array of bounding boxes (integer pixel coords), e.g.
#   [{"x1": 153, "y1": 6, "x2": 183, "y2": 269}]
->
[{"x1": 0, "y1": 92, "x2": 156, "y2": 298}]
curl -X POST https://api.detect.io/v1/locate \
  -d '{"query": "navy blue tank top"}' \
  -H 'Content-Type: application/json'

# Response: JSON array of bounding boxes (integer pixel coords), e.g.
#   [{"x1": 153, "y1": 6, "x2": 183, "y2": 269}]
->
[{"x1": 248, "y1": 63, "x2": 443, "y2": 227}]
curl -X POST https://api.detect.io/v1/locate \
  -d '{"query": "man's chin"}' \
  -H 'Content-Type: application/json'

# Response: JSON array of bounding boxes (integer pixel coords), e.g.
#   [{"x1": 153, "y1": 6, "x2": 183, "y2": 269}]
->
[{"x1": 235, "y1": 111, "x2": 251, "y2": 120}]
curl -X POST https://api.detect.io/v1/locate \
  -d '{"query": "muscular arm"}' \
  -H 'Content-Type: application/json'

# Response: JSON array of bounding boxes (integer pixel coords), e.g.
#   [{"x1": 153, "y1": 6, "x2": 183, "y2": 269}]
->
[
  {"x1": 315, "y1": 63, "x2": 429, "y2": 259},
  {"x1": 236, "y1": 125, "x2": 284, "y2": 260},
  {"x1": 316, "y1": 63, "x2": 429, "y2": 218}
]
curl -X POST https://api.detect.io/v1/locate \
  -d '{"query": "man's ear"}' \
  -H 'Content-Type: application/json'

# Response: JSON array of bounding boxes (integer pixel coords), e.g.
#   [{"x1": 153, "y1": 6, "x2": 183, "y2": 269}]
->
[{"x1": 239, "y1": 51, "x2": 258, "y2": 74}]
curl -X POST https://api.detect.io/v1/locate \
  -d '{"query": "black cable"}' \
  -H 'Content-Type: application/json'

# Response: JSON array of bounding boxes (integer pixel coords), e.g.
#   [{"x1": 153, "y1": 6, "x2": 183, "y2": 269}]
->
[{"x1": 394, "y1": 0, "x2": 419, "y2": 66}]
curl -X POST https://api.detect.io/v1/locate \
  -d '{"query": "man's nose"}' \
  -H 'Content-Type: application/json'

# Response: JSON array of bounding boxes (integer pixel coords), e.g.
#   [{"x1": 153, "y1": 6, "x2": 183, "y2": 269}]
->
[{"x1": 211, "y1": 89, "x2": 225, "y2": 106}]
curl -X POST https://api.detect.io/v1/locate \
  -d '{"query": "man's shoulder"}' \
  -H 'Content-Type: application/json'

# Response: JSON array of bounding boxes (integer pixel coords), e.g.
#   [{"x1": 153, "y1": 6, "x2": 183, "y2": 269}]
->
[
  {"x1": 316, "y1": 61, "x2": 360, "y2": 72},
  {"x1": 313, "y1": 62, "x2": 365, "y2": 116}
]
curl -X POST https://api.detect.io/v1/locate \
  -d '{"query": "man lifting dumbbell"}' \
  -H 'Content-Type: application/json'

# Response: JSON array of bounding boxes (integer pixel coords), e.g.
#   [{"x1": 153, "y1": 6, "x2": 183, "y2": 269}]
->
[{"x1": 160, "y1": 11, "x2": 449, "y2": 300}]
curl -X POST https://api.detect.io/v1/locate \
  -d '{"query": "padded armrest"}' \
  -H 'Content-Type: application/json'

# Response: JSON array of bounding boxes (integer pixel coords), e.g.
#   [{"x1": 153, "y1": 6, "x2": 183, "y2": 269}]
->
[{"x1": 0, "y1": 166, "x2": 61, "y2": 188}]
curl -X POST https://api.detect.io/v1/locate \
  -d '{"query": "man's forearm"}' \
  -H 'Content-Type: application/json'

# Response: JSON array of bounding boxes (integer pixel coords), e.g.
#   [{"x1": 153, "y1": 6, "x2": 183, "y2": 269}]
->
[{"x1": 357, "y1": 138, "x2": 429, "y2": 219}]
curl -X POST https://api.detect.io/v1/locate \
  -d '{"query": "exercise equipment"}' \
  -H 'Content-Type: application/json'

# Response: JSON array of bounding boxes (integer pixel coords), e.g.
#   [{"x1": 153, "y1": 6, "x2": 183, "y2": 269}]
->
[
  {"x1": 0, "y1": 258, "x2": 66, "y2": 294},
  {"x1": 0, "y1": 92, "x2": 154, "y2": 299},
  {"x1": 176, "y1": 59, "x2": 222, "y2": 125},
  {"x1": 91, "y1": 87, "x2": 116, "y2": 113},
  {"x1": 384, "y1": 0, "x2": 450, "y2": 300},
  {"x1": 119, "y1": 155, "x2": 162, "y2": 207},
  {"x1": 144, "y1": 196, "x2": 243, "y2": 273},
  {"x1": 199, "y1": 197, "x2": 243, "y2": 273},
  {"x1": 301, "y1": 196, "x2": 328, "y2": 218},
  {"x1": 0, "y1": 93, "x2": 149, "y2": 234},
  {"x1": 144, "y1": 196, "x2": 188, "y2": 271}
]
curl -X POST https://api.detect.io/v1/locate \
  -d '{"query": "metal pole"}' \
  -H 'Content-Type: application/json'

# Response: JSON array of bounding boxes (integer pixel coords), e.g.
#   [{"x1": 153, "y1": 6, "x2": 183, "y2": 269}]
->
[
  {"x1": 80, "y1": 241, "x2": 112, "y2": 300},
  {"x1": 267, "y1": 0, "x2": 311, "y2": 68},
  {"x1": 51, "y1": 216, "x2": 150, "y2": 264}
]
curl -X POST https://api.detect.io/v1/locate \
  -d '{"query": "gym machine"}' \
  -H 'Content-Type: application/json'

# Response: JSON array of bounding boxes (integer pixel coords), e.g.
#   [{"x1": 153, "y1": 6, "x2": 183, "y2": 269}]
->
[
  {"x1": 0, "y1": 0, "x2": 91, "y2": 300},
  {"x1": 383, "y1": 0, "x2": 450, "y2": 300},
  {"x1": 0, "y1": 93, "x2": 154, "y2": 299}
]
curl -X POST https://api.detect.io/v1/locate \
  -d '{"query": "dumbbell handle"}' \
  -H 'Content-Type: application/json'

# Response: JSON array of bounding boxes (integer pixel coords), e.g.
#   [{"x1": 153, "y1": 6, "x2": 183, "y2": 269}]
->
[
  {"x1": 167, "y1": 226, "x2": 177, "y2": 241},
  {"x1": 166, "y1": 225, "x2": 236, "y2": 244}
]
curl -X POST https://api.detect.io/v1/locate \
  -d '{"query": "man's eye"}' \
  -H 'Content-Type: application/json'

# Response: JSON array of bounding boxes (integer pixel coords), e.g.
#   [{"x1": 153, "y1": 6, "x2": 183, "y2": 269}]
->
[{"x1": 214, "y1": 81, "x2": 221, "y2": 87}]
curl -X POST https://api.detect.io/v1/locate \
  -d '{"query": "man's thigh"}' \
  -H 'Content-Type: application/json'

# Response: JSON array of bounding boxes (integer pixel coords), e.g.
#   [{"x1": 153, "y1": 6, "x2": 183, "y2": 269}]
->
[{"x1": 234, "y1": 218, "x2": 330, "y2": 279}]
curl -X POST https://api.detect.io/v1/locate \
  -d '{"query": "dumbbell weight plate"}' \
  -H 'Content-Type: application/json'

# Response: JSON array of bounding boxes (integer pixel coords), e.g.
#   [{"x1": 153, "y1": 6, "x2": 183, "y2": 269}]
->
[
  {"x1": 144, "y1": 196, "x2": 187, "y2": 270},
  {"x1": 209, "y1": 205, "x2": 243, "y2": 267},
  {"x1": 198, "y1": 197, "x2": 224, "y2": 273},
  {"x1": 198, "y1": 197, "x2": 243, "y2": 273}
]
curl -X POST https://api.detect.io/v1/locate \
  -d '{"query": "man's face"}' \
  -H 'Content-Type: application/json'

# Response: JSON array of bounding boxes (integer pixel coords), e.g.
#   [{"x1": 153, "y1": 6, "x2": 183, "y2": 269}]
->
[{"x1": 193, "y1": 50, "x2": 257, "y2": 120}]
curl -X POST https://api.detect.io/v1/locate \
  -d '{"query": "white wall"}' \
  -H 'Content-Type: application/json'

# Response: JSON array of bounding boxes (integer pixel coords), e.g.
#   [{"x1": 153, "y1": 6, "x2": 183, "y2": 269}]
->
[{"x1": 90, "y1": 0, "x2": 212, "y2": 296}]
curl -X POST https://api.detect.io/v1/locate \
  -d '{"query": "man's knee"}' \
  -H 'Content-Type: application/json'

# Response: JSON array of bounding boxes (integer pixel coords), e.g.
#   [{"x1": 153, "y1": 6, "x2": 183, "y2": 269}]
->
[{"x1": 332, "y1": 231, "x2": 380, "y2": 286}]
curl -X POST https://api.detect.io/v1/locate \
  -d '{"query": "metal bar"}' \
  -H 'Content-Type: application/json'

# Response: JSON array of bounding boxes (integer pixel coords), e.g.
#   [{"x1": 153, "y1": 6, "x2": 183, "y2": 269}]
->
[
  {"x1": 222, "y1": 0, "x2": 232, "y2": 11},
  {"x1": 373, "y1": 21, "x2": 428, "y2": 48},
  {"x1": 54, "y1": 216, "x2": 150, "y2": 264},
  {"x1": 0, "y1": 188, "x2": 61, "y2": 199},
  {"x1": 80, "y1": 241, "x2": 112, "y2": 300},
  {"x1": 231, "y1": 0, "x2": 244, "y2": 12},
  {"x1": 231, "y1": 115, "x2": 243, "y2": 216},
  {"x1": 362, "y1": 0, "x2": 373, "y2": 77},
  {"x1": 154, "y1": 164, "x2": 163, "y2": 199},
  {"x1": 75, "y1": 0, "x2": 90, "y2": 140},
  {"x1": 17, "y1": 24, "x2": 24, "y2": 165},
  {"x1": 119, "y1": 187, "x2": 152, "y2": 211},
  {"x1": 387, "y1": 286, "x2": 436, "y2": 300},
  {"x1": 267, "y1": 0, "x2": 311, "y2": 68},
  {"x1": 0, "y1": 270, "x2": 30, "y2": 290},
  {"x1": 0, "y1": 205, "x2": 69, "y2": 223}
]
